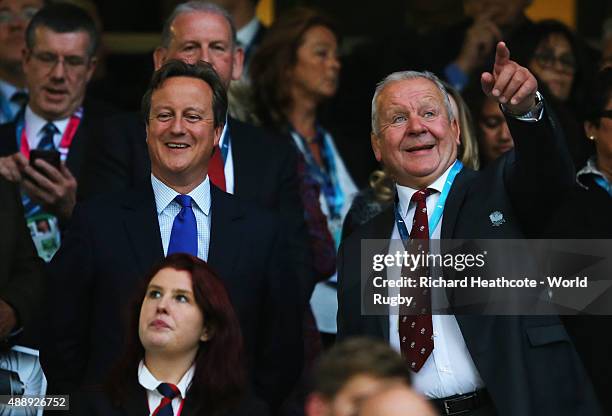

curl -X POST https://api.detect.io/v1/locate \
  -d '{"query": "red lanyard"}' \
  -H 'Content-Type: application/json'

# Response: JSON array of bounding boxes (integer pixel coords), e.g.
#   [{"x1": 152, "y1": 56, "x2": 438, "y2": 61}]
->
[{"x1": 19, "y1": 113, "x2": 82, "y2": 160}]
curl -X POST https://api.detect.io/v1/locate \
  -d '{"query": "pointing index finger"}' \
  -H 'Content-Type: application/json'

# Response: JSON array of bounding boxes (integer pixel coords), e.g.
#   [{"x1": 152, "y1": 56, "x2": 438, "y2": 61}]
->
[{"x1": 494, "y1": 41, "x2": 510, "y2": 73}]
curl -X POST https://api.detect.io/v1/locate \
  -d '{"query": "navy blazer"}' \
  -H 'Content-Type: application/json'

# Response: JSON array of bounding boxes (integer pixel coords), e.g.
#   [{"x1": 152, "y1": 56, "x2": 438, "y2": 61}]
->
[
  {"x1": 337, "y1": 109, "x2": 601, "y2": 415},
  {"x1": 78, "y1": 114, "x2": 314, "y2": 304},
  {"x1": 43, "y1": 183, "x2": 303, "y2": 409}
]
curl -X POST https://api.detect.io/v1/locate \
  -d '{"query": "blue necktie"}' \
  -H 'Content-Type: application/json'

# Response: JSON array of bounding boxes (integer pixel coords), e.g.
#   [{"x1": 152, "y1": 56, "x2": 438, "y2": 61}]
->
[
  {"x1": 154, "y1": 383, "x2": 180, "y2": 416},
  {"x1": 167, "y1": 195, "x2": 197, "y2": 256},
  {"x1": 37, "y1": 122, "x2": 59, "y2": 150}
]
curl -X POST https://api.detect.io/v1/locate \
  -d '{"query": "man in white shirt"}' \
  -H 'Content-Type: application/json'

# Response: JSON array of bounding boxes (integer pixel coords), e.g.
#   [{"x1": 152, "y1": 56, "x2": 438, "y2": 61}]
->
[
  {"x1": 0, "y1": 3, "x2": 100, "y2": 262},
  {"x1": 45, "y1": 59, "x2": 302, "y2": 411},
  {"x1": 337, "y1": 42, "x2": 600, "y2": 415}
]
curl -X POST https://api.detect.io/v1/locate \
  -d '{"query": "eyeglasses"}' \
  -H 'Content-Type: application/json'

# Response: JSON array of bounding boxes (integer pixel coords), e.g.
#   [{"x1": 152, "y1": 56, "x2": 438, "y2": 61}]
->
[
  {"x1": 0, "y1": 7, "x2": 39, "y2": 25},
  {"x1": 600, "y1": 110, "x2": 612, "y2": 120},
  {"x1": 532, "y1": 49, "x2": 576, "y2": 73},
  {"x1": 31, "y1": 51, "x2": 89, "y2": 72}
]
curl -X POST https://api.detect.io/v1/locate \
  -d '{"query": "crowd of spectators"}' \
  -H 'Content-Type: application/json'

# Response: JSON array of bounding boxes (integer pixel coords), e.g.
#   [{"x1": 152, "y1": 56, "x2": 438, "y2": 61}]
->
[{"x1": 0, "y1": 0, "x2": 611, "y2": 415}]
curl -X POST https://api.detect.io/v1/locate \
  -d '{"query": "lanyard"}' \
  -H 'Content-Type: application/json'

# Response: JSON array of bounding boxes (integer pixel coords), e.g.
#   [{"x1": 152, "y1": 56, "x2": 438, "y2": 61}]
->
[
  {"x1": 290, "y1": 126, "x2": 345, "y2": 219},
  {"x1": 394, "y1": 160, "x2": 463, "y2": 239},
  {"x1": 220, "y1": 128, "x2": 230, "y2": 164},
  {"x1": 16, "y1": 107, "x2": 83, "y2": 161},
  {"x1": 594, "y1": 176, "x2": 612, "y2": 197}
]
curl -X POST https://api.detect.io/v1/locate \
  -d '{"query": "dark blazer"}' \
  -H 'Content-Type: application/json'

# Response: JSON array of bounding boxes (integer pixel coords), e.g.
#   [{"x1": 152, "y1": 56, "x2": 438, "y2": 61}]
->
[
  {"x1": 79, "y1": 114, "x2": 314, "y2": 303},
  {"x1": 73, "y1": 384, "x2": 270, "y2": 416},
  {"x1": 0, "y1": 178, "x2": 44, "y2": 334},
  {"x1": 43, "y1": 183, "x2": 303, "y2": 409},
  {"x1": 337, "y1": 109, "x2": 601, "y2": 415}
]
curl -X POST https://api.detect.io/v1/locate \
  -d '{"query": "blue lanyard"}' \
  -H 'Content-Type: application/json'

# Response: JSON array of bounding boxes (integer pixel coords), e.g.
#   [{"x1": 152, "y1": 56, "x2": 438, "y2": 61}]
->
[
  {"x1": 220, "y1": 128, "x2": 230, "y2": 164},
  {"x1": 290, "y1": 126, "x2": 345, "y2": 219},
  {"x1": 394, "y1": 160, "x2": 463, "y2": 239},
  {"x1": 594, "y1": 176, "x2": 612, "y2": 197}
]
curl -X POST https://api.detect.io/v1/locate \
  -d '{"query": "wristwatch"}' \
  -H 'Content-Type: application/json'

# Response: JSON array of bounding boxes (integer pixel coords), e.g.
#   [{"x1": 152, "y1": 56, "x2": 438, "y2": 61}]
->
[{"x1": 501, "y1": 91, "x2": 544, "y2": 122}]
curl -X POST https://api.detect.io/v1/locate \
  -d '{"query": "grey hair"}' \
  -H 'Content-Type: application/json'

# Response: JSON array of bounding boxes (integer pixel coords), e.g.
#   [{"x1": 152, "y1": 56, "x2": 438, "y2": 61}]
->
[
  {"x1": 371, "y1": 70, "x2": 455, "y2": 135},
  {"x1": 160, "y1": 1, "x2": 238, "y2": 49}
]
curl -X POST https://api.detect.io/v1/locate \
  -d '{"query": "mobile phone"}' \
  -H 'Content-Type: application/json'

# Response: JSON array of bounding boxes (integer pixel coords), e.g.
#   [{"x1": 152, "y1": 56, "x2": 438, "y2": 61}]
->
[{"x1": 30, "y1": 149, "x2": 61, "y2": 170}]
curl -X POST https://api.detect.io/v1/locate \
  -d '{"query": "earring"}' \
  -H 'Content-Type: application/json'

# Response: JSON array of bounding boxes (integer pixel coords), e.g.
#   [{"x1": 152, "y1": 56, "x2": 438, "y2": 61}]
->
[{"x1": 588, "y1": 136, "x2": 596, "y2": 141}]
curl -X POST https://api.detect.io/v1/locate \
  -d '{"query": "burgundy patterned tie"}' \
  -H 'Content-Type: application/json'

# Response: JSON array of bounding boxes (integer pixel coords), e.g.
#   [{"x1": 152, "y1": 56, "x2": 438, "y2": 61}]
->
[{"x1": 399, "y1": 188, "x2": 434, "y2": 372}]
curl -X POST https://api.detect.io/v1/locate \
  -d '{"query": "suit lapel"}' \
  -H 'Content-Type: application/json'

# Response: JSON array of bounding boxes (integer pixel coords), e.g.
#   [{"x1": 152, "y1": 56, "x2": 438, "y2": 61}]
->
[
  {"x1": 123, "y1": 386, "x2": 149, "y2": 415},
  {"x1": 227, "y1": 118, "x2": 256, "y2": 199},
  {"x1": 207, "y1": 185, "x2": 244, "y2": 279},
  {"x1": 121, "y1": 182, "x2": 164, "y2": 274},
  {"x1": 441, "y1": 168, "x2": 474, "y2": 239},
  {"x1": 362, "y1": 208, "x2": 396, "y2": 341}
]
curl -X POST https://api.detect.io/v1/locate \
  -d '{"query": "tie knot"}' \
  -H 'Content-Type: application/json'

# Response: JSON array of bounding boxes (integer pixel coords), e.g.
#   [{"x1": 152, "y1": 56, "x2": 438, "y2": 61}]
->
[
  {"x1": 174, "y1": 194, "x2": 192, "y2": 208},
  {"x1": 156, "y1": 383, "x2": 180, "y2": 399},
  {"x1": 42, "y1": 122, "x2": 59, "y2": 136},
  {"x1": 410, "y1": 188, "x2": 431, "y2": 204}
]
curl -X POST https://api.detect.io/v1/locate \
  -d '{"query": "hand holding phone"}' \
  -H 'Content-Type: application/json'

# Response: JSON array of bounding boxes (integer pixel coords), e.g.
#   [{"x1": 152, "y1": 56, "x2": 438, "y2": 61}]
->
[{"x1": 29, "y1": 149, "x2": 61, "y2": 171}]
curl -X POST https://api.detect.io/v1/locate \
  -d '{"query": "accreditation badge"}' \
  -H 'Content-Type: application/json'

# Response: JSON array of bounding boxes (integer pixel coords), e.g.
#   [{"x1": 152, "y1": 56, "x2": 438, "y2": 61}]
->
[{"x1": 27, "y1": 213, "x2": 61, "y2": 262}]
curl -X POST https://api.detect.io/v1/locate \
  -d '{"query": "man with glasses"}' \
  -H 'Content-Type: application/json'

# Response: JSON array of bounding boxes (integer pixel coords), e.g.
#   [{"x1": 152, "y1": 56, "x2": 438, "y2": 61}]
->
[
  {"x1": 0, "y1": 3, "x2": 112, "y2": 261},
  {"x1": 0, "y1": 0, "x2": 44, "y2": 124}
]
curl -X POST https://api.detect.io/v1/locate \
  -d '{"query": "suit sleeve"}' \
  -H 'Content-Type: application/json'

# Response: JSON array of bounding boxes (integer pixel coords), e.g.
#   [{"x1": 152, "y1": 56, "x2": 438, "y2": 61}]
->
[
  {"x1": 0, "y1": 181, "x2": 44, "y2": 331},
  {"x1": 42, "y1": 202, "x2": 95, "y2": 393},
  {"x1": 503, "y1": 103, "x2": 575, "y2": 236},
  {"x1": 255, "y1": 218, "x2": 303, "y2": 410}
]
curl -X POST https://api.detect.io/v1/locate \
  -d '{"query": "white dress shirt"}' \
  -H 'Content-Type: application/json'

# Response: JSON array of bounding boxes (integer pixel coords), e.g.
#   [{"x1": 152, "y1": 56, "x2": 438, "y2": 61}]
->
[
  {"x1": 24, "y1": 106, "x2": 69, "y2": 154},
  {"x1": 388, "y1": 161, "x2": 484, "y2": 398},
  {"x1": 138, "y1": 360, "x2": 194, "y2": 415},
  {"x1": 151, "y1": 174, "x2": 212, "y2": 261}
]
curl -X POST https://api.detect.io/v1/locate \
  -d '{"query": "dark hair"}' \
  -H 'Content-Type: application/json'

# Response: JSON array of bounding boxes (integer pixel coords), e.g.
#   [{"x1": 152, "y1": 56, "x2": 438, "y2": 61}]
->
[
  {"x1": 160, "y1": 1, "x2": 237, "y2": 49},
  {"x1": 511, "y1": 19, "x2": 592, "y2": 110},
  {"x1": 583, "y1": 68, "x2": 612, "y2": 127},
  {"x1": 141, "y1": 59, "x2": 228, "y2": 128},
  {"x1": 250, "y1": 7, "x2": 339, "y2": 131},
  {"x1": 109, "y1": 254, "x2": 246, "y2": 415},
  {"x1": 25, "y1": 3, "x2": 99, "y2": 58},
  {"x1": 312, "y1": 337, "x2": 411, "y2": 398}
]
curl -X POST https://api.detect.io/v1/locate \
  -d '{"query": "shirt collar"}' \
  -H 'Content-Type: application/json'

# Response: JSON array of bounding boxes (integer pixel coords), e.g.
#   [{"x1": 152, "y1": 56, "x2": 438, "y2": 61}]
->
[
  {"x1": 137, "y1": 360, "x2": 195, "y2": 399},
  {"x1": 24, "y1": 105, "x2": 70, "y2": 139},
  {"x1": 396, "y1": 161, "x2": 456, "y2": 217},
  {"x1": 237, "y1": 17, "x2": 260, "y2": 49},
  {"x1": 151, "y1": 174, "x2": 211, "y2": 216},
  {"x1": 576, "y1": 156, "x2": 607, "y2": 189}
]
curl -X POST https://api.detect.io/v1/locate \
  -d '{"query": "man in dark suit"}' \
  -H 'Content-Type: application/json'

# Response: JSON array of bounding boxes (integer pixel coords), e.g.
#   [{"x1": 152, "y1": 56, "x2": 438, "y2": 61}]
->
[
  {"x1": 79, "y1": 1, "x2": 313, "y2": 303},
  {"x1": 0, "y1": 177, "x2": 44, "y2": 342},
  {"x1": 43, "y1": 60, "x2": 302, "y2": 410},
  {"x1": 0, "y1": 4, "x2": 113, "y2": 260},
  {"x1": 337, "y1": 42, "x2": 600, "y2": 415}
]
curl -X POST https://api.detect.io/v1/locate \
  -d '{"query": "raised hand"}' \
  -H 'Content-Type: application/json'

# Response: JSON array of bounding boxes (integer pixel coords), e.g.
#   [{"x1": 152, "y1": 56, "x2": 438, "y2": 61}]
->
[{"x1": 481, "y1": 42, "x2": 538, "y2": 115}]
